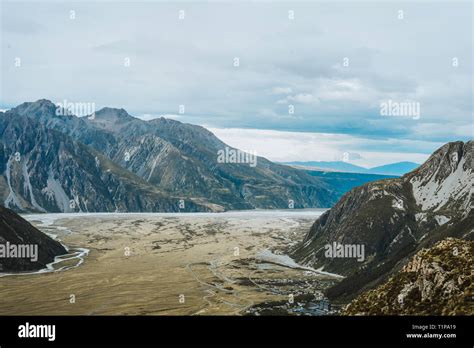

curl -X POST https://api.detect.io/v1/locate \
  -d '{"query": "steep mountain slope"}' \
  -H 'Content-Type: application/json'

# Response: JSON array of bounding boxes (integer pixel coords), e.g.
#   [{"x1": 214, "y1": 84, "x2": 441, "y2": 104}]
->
[
  {"x1": 0, "y1": 111, "x2": 209, "y2": 213},
  {"x1": 1, "y1": 100, "x2": 344, "y2": 212},
  {"x1": 88, "y1": 106, "x2": 341, "y2": 209},
  {"x1": 0, "y1": 205, "x2": 67, "y2": 272},
  {"x1": 343, "y1": 238, "x2": 473, "y2": 315},
  {"x1": 292, "y1": 141, "x2": 473, "y2": 302}
]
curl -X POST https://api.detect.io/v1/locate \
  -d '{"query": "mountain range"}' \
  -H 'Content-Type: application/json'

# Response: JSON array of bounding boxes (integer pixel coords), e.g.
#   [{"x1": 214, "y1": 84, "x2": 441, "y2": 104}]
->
[
  {"x1": 283, "y1": 161, "x2": 420, "y2": 176},
  {"x1": 0, "y1": 100, "x2": 393, "y2": 213},
  {"x1": 292, "y1": 140, "x2": 473, "y2": 303}
]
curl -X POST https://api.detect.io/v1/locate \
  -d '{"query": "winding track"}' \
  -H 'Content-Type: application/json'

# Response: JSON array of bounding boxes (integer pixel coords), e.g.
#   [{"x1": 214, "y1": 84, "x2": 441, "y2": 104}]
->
[{"x1": 185, "y1": 259, "x2": 255, "y2": 315}]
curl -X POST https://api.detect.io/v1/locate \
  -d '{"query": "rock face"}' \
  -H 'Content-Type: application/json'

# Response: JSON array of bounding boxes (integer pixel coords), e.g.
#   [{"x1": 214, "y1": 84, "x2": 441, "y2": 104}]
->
[
  {"x1": 292, "y1": 141, "x2": 473, "y2": 302},
  {"x1": 343, "y1": 238, "x2": 473, "y2": 315},
  {"x1": 0, "y1": 205, "x2": 67, "y2": 272},
  {"x1": 0, "y1": 99, "x2": 344, "y2": 213}
]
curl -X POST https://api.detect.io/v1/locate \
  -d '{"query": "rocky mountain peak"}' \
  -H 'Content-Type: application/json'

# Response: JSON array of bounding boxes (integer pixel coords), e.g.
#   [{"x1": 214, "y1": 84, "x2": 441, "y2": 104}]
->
[
  {"x1": 408, "y1": 140, "x2": 472, "y2": 214},
  {"x1": 93, "y1": 107, "x2": 134, "y2": 122},
  {"x1": 10, "y1": 99, "x2": 58, "y2": 118}
]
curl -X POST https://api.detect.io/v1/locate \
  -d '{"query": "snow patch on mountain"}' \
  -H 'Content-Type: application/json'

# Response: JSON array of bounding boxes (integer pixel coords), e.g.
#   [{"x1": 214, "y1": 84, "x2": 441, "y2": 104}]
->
[
  {"x1": 415, "y1": 212, "x2": 427, "y2": 223},
  {"x1": 42, "y1": 173, "x2": 72, "y2": 212},
  {"x1": 435, "y1": 215, "x2": 451, "y2": 226},
  {"x1": 22, "y1": 161, "x2": 46, "y2": 212},
  {"x1": 411, "y1": 157, "x2": 470, "y2": 212},
  {"x1": 4, "y1": 158, "x2": 23, "y2": 209},
  {"x1": 392, "y1": 198, "x2": 404, "y2": 210}
]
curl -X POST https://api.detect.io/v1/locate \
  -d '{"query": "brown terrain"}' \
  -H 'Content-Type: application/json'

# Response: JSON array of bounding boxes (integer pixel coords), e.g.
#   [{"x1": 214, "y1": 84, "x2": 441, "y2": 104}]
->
[{"x1": 0, "y1": 211, "x2": 339, "y2": 315}]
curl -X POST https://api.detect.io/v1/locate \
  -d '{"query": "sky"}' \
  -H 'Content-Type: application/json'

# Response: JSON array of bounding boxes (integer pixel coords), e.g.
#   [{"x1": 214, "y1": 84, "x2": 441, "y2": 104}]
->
[{"x1": 1, "y1": 0, "x2": 472, "y2": 167}]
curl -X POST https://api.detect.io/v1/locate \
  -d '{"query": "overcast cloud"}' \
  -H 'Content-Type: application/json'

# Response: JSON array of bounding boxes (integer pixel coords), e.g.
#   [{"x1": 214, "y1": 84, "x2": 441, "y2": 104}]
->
[{"x1": 1, "y1": 1, "x2": 472, "y2": 165}]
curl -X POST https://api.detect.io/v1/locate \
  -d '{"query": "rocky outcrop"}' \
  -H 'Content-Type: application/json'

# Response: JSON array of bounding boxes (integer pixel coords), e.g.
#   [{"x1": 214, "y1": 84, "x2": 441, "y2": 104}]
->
[
  {"x1": 343, "y1": 238, "x2": 473, "y2": 315},
  {"x1": 0, "y1": 205, "x2": 67, "y2": 272}
]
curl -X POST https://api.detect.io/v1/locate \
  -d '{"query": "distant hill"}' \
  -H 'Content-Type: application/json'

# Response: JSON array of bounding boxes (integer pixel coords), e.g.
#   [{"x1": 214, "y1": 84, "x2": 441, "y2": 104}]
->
[
  {"x1": 283, "y1": 161, "x2": 420, "y2": 176},
  {"x1": 304, "y1": 171, "x2": 397, "y2": 197},
  {"x1": 284, "y1": 161, "x2": 366, "y2": 173},
  {"x1": 366, "y1": 161, "x2": 420, "y2": 176}
]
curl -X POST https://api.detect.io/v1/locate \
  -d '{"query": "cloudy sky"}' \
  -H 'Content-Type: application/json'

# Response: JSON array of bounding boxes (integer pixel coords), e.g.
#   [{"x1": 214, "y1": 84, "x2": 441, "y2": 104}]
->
[{"x1": 1, "y1": 0, "x2": 472, "y2": 167}]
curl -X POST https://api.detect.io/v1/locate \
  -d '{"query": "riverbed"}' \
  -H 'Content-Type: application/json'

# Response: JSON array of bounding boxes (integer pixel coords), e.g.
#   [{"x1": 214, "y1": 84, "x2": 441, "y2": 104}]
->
[{"x1": 0, "y1": 210, "x2": 341, "y2": 315}]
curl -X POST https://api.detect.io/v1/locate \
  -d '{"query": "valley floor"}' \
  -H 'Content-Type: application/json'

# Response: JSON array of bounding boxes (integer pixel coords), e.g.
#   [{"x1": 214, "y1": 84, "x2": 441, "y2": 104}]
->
[{"x1": 0, "y1": 210, "x2": 340, "y2": 315}]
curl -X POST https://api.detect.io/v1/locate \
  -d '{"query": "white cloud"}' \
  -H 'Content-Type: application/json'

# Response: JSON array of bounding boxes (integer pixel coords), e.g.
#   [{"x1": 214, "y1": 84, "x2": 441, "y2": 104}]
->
[
  {"x1": 258, "y1": 108, "x2": 279, "y2": 118},
  {"x1": 208, "y1": 127, "x2": 433, "y2": 168},
  {"x1": 271, "y1": 87, "x2": 292, "y2": 95},
  {"x1": 1, "y1": 1, "x2": 470, "y2": 153},
  {"x1": 287, "y1": 93, "x2": 320, "y2": 104},
  {"x1": 411, "y1": 122, "x2": 473, "y2": 138},
  {"x1": 317, "y1": 78, "x2": 377, "y2": 103}
]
